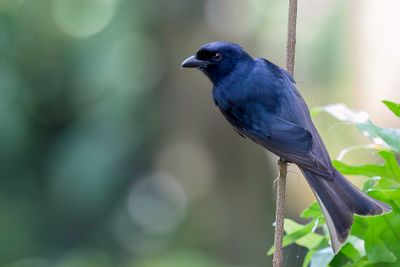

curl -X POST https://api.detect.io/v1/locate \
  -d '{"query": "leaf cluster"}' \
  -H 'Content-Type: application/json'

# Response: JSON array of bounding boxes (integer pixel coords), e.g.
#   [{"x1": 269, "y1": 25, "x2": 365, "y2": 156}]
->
[{"x1": 269, "y1": 100, "x2": 400, "y2": 267}]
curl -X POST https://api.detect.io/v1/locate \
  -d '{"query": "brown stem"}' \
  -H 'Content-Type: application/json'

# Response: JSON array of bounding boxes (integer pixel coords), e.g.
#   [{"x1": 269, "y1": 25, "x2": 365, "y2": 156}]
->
[
  {"x1": 286, "y1": 0, "x2": 298, "y2": 77},
  {"x1": 272, "y1": 0, "x2": 298, "y2": 266},
  {"x1": 272, "y1": 159, "x2": 288, "y2": 267}
]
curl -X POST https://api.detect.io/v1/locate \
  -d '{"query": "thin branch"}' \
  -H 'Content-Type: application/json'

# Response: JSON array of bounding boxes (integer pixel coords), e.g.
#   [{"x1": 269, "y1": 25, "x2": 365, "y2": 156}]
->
[
  {"x1": 272, "y1": 158, "x2": 288, "y2": 267},
  {"x1": 286, "y1": 0, "x2": 298, "y2": 77},
  {"x1": 272, "y1": 0, "x2": 298, "y2": 266}
]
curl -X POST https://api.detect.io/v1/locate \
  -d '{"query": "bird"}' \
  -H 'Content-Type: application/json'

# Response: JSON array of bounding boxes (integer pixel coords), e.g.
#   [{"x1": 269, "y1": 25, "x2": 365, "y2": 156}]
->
[{"x1": 181, "y1": 41, "x2": 391, "y2": 254}]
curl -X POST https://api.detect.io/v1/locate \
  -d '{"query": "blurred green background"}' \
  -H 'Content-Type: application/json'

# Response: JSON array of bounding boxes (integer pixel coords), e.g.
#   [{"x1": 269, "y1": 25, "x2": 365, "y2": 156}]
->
[{"x1": 0, "y1": 0, "x2": 399, "y2": 266}]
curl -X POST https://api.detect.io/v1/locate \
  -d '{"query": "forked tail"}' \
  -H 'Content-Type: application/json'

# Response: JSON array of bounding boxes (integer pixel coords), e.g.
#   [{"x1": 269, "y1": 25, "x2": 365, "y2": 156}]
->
[{"x1": 301, "y1": 168, "x2": 391, "y2": 253}]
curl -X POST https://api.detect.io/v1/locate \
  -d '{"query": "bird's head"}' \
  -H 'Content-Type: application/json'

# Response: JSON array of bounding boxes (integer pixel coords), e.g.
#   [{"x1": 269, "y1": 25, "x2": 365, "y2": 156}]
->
[{"x1": 181, "y1": 41, "x2": 253, "y2": 84}]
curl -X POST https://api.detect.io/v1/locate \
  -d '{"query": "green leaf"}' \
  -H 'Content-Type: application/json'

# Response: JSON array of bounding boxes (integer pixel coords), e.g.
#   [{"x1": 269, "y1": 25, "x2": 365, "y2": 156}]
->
[
  {"x1": 362, "y1": 177, "x2": 380, "y2": 192},
  {"x1": 267, "y1": 219, "x2": 314, "y2": 255},
  {"x1": 315, "y1": 104, "x2": 400, "y2": 152},
  {"x1": 296, "y1": 231, "x2": 328, "y2": 250},
  {"x1": 347, "y1": 236, "x2": 366, "y2": 257},
  {"x1": 383, "y1": 100, "x2": 400, "y2": 117},
  {"x1": 343, "y1": 256, "x2": 371, "y2": 267},
  {"x1": 283, "y1": 218, "x2": 305, "y2": 233},
  {"x1": 350, "y1": 215, "x2": 369, "y2": 238},
  {"x1": 368, "y1": 189, "x2": 400, "y2": 211},
  {"x1": 303, "y1": 249, "x2": 316, "y2": 267},
  {"x1": 290, "y1": 103, "x2": 400, "y2": 267},
  {"x1": 310, "y1": 247, "x2": 335, "y2": 267},
  {"x1": 300, "y1": 202, "x2": 323, "y2": 219},
  {"x1": 378, "y1": 151, "x2": 400, "y2": 178},
  {"x1": 329, "y1": 241, "x2": 365, "y2": 267},
  {"x1": 267, "y1": 219, "x2": 327, "y2": 255},
  {"x1": 332, "y1": 151, "x2": 400, "y2": 189},
  {"x1": 333, "y1": 160, "x2": 391, "y2": 178},
  {"x1": 369, "y1": 124, "x2": 400, "y2": 153},
  {"x1": 281, "y1": 222, "x2": 316, "y2": 246},
  {"x1": 340, "y1": 242, "x2": 361, "y2": 262},
  {"x1": 365, "y1": 229, "x2": 397, "y2": 263},
  {"x1": 351, "y1": 212, "x2": 400, "y2": 265}
]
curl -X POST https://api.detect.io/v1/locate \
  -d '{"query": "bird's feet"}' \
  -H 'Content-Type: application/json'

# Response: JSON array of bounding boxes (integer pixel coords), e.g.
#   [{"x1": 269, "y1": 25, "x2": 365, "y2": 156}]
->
[{"x1": 278, "y1": 158, "x2": 289, "y2": 165}]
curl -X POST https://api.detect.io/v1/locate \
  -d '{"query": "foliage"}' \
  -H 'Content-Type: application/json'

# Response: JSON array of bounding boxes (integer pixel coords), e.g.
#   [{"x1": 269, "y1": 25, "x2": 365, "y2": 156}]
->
[{"x1": 269, "y1": 101, "x2": 400, "y2": 266}]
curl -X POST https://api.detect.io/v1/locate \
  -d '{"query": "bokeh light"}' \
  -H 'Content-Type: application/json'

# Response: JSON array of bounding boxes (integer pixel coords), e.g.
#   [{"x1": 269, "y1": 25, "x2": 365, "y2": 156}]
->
[
  {"x1": 52, "y1": 0, "x2": 116, "y2": 38},
  {"x1": 155, "y1": 139, "x2": 215, "y2": 199},
  {"x1": 205, "y1": 0, "x2": 258, "y2": 39},
  {"x1": 127, "y1": 173, "x2": 187, "y2": 235}
]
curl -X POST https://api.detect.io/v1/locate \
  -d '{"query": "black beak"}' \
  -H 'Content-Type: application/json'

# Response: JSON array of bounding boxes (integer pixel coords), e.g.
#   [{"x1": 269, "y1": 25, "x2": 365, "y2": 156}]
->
[{"x1": 181, "y1": 55, "x2": 208, "y2": 68}]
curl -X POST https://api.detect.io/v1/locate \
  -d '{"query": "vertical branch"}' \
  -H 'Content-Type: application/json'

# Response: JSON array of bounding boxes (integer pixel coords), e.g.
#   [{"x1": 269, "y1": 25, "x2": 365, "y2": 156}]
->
[
  {"x1": 286, "y1": 0, "x2": 298, "y2": 77},
  {"x1": 272, "y1": 159, "x2": 288, "y2": 267},
  {"x1": 272, "y1": 0, "x2": 298, "y2": 266}
]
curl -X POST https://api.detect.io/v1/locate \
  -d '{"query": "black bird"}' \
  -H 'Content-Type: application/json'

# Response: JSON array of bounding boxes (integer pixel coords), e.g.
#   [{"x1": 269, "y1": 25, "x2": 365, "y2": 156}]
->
[{"x1": 181, "y1": 41, "x2": 391, "y2": 253}]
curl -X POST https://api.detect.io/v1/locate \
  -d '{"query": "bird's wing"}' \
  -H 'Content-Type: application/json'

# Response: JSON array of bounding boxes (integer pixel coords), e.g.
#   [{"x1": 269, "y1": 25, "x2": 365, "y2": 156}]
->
[
  {"x1": 244, "y1": 114, "x2": 334, "y2": 179},
  {"x1": 250, "y1": 58, "x2": 335, "y2": 178},
  {"x1": 246, "y1": 115, "x2": 312, "y2": 154},
  {"x1": 277, "y1": 66, "x2": 334, "y2": 172}
]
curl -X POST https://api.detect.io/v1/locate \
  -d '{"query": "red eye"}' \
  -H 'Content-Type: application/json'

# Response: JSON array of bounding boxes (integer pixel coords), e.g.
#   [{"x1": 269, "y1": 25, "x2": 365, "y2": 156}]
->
[{"x1": 212, "y1": 53, "x2": 222, "y2": 61}]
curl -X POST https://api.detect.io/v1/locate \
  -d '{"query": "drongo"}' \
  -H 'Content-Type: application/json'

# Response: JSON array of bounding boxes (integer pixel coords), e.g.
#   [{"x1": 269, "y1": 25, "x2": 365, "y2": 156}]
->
[{"x1": 181, "y1": 41, "x2": 391, "y2": 253}]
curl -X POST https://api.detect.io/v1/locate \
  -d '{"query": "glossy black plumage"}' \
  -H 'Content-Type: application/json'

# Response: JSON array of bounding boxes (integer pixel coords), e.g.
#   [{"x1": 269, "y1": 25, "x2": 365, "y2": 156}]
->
[{"x1": 181, "y1": 41, "x2": 391, "y2": 253}]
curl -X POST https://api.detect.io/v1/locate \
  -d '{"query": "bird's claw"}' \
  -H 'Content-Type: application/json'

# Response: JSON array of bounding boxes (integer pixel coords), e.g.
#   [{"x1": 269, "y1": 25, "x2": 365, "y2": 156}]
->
[{"x1": 278, "y1": 158, "x2": 290, "y2": 165}]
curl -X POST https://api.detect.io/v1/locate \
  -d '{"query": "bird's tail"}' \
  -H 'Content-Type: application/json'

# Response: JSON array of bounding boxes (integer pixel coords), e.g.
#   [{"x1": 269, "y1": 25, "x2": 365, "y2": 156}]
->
[{"x1": 300, "y1": 168, "x2": 391, "y2": 253}]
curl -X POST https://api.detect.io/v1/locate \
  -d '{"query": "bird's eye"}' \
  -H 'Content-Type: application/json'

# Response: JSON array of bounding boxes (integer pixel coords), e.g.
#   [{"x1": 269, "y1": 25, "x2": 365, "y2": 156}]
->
[{"x1": 212, "y1": 53, "x2": 222, "y2": 61}]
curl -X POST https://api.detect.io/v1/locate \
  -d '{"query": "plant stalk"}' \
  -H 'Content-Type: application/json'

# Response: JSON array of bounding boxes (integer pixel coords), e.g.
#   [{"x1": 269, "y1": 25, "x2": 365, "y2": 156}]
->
[{"x1": 272, "y1": 0, "x2": 298, "y2": 266}]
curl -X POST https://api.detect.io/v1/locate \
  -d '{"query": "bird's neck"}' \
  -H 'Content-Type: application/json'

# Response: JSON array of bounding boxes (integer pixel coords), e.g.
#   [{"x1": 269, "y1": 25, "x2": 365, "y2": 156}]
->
[
  {"x1": 211, "y1": 58, "x2": 254, "y2": 87},
  {"x1": 211, "y1": 60, "x2": 255, "y2": 108}
]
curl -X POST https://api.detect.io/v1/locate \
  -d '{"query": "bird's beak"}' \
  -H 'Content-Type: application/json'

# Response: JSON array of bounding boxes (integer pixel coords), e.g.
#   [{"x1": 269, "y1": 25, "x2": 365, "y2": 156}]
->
[{"x1": 181, "y1": 55, "x2": 207, "y2": 68}]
